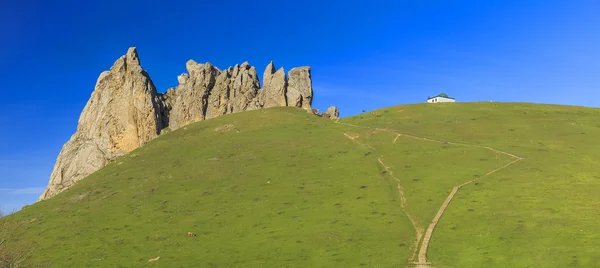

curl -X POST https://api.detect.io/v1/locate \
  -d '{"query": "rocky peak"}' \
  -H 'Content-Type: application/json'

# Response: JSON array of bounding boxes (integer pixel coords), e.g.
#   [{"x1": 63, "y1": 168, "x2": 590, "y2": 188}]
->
[
  {"x1": 39, "y1": 47, "x2": 164, "y2": 200},
  {"x1": 40, "y1": 49, "x2": 339, "y2": 201},
  {"x1": 185, "y1": 60, "x2": 201, "y2": 75},
  {"x1": 110, "y1": 47, "x2": 141, "y2": 74},
  {"x1": 260, "y1": 62, "x2": 287, "y2": 108},
  {"x1": 168, "y1": 60, "x2": 221, "y2": 130},
  {"x1": 264, "y1": 61, "x2": 275, "y2": 77},
  {"x1": 126, "y1": 47, "x2": 140, "y2": 65},
  {"x1": 286, "y1": 66, "x2": 313, "y2": 110}
]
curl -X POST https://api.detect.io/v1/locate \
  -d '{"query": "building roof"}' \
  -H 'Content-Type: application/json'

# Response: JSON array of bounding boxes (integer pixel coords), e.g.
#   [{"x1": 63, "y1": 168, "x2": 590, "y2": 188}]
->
[{"x1": 427, "y1": 92, "x2": 455, "y2": 100}]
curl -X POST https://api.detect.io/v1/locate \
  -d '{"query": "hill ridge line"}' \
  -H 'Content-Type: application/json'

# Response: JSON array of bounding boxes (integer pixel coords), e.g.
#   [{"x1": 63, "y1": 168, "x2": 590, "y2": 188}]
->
[
  {"x1": 336, "y1": 120, "x2": 524, "y2": 267},
  {"x1": 40, "y1": 47, "x2": 341, "y2": 200}
]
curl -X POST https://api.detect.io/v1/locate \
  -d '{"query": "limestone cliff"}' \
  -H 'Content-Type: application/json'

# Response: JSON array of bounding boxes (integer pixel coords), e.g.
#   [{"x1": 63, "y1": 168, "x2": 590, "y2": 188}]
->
[
  {"x1": 260, "y1": 62, "x2": 287, "y2": 108},
  {"x1": 166, "y1": 60, "x2": 314, "y2": 129},
  {"x1": 40, "y1": 47, "x2": 336, "y2": 200},
  {"x1": 286, "y1": 67, "x2": 313, "y2": 109},
  {"x1": 39, "y1": 48, "x2": 164, "y2": 200},
  {"x1": 166, "y1": 61, "x2": 220, "y2": 129}
]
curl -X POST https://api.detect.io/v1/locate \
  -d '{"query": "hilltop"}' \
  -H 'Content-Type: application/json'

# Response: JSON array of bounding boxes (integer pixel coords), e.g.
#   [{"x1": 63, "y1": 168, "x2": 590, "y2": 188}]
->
[
  {"x1": 2, "y1": 102, "x2": 600, "y2": 267},
  {"x1": 39, "y1": 47, "x2": 339, "y2": 201}
]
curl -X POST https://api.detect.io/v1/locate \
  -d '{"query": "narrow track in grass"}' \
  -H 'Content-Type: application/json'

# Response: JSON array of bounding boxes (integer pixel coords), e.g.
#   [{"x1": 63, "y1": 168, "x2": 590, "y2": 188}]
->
[
  {"x1": 337, "y1": 121, "x2": 524, "y2": 267},
  {"x1": 377, "y1": 156, "x2": 424, "y2": 262},
  {"x1": 416, "y1": 157, "x2": 523, "y2": 265}
]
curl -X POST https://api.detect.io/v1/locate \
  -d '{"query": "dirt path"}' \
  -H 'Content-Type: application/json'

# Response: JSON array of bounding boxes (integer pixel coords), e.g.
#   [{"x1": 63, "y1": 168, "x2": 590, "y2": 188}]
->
[
  {"x1": 377, "y1": 127, "x2": 524, "y2": 265},
  {"x1": 416, "y1": 156, "x2": 523, "y2": 264},
  {"x1": 342, "y1": 128, "x2": 423, "y2": 262},
  {"x1": 343, "y1": 132, "x2": 376, "y2": 150},
  {"x1": 377, "y1": 156, "x2": 424, "y2": 262},
  {"x1": 337, "y1": 121, "x2": 524, "y2": 266}
]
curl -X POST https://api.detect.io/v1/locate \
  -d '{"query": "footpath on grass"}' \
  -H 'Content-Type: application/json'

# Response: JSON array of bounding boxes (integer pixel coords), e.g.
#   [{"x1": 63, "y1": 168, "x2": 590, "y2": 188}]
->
[
  {"x1": 336, "y1": 120, "x2": 524, "y2": 267},
  {"x1": 377, "y1": 156, "x2": 423, "y2": 262}
]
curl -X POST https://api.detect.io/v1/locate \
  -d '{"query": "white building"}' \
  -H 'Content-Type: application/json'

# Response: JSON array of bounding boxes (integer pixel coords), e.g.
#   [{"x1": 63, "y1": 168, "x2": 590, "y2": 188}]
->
[{"x1": 427, "y1": 93, "x2": 455, "y2": 103}]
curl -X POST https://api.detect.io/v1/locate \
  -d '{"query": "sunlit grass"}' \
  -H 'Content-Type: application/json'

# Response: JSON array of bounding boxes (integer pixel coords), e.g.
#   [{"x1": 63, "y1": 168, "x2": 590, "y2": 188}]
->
[{"x1": 3, "y1": 103, "x2": 600, "y2": 267}]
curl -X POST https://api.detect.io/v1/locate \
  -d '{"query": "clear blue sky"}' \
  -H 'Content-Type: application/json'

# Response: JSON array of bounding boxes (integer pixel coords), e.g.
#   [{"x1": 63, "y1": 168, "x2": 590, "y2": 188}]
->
[{"x1": 1, "y1": 0, "x2": 598, "y2": 213}]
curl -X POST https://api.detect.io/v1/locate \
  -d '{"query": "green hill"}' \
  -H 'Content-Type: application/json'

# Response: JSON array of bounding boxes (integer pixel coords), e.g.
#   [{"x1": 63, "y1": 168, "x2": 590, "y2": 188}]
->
[{"x1": 2, "y1": 103, "x2": 600, "y2": 268}]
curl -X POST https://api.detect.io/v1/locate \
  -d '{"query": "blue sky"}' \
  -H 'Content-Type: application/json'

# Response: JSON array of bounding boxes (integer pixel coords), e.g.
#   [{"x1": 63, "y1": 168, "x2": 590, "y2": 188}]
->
[{"x1": 1, "y1": 0, "x2": 598, "y2": 213}]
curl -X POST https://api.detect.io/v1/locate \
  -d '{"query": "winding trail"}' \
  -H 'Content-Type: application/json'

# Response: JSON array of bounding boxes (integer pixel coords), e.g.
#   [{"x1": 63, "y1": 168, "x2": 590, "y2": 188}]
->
[{"x1": 337, "y1": 121, "x2": 524, "y2": 267}]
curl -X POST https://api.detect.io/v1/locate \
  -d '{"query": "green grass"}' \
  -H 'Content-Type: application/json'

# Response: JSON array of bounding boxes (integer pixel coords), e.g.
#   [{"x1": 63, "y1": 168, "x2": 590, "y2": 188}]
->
[
  {"x1": 3, "y1": 103, "x2": 600, "y2": 267},
  {"x1": 3, "y1": 108, "x2": 413, "y2": 267},
  {"x1": 345, "y1": 103, "x2": 600, "y2": 267},
  {"x1": 354, "y1": 129, "x2": 514, "y2": 227}
]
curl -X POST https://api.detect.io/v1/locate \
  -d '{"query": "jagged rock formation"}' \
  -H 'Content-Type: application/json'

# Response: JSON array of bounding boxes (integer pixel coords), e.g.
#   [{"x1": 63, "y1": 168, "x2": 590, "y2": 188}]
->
[
  {"x1": 260, "y1": 61, "x2": 287, "y2": 108},
  {"x1": 166, "y1": 61, "x2": 315, "y2": 130},
  {"x1": 40, "y1": 47, "x2": 335, "y2": 200},
  {"x1": 166, "y1": 61, "x2": 219, "y2": 129},
  {"x1": 166, "y1": 61, "x2": 263, "y2": 129},
  {"x1": 321, "y1": 106, "x2": 340, "y2": 119},
  {"x1": 39, "y1": 48, "x2": 164, "y2": 200},
  {"x1": 158, "y1": 87, "x2": 175, "y2": 128},
  {"x1": 286, "y1": 67, "x2": 313, "y2": 109}
]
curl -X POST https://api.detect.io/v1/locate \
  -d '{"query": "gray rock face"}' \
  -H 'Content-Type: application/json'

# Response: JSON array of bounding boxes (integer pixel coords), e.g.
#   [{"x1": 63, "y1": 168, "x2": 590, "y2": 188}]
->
[
  {"x1": 158, "y1": 87, "x2": 176, "y2": 128},
  {"x1": 177, "y1": 73, "x2": 189, "y2": 84},
  {"x1": 168, "y1": 61, "x2": 262, "y2": 126},
  {"x1": 321, "y1": 106, "x2": 340, "y2": 119},
  {"x1": 40, "y1": 49, "x2": 339, "y2": 201},
  {"x1": 260, "y1": 62, "x2": 287, "y2": 108},
  {"x1": 286, "y1": 67, "x2": 313, "y2": 110},
  {"x1": 39, "y1": 47, "x2": 163, "y2": 200},
  {"x1": 167, "y1": 60, "x2": 220, "y2": 130},
  {"x1": 173, "y1": 62, "x2": 315, "y2": 126},
  {"x1": 228, "y1": 62, "x2": 261, "y2": 113},
  {"x1": 205, "y1": 69, "x2": 232, "y2": 120}
]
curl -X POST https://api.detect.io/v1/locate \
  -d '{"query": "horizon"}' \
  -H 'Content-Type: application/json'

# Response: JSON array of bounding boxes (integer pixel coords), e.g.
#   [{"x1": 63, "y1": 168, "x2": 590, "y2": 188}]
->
[{"x1": 1, "y1": 0, "x2": 599, "y2": 213}]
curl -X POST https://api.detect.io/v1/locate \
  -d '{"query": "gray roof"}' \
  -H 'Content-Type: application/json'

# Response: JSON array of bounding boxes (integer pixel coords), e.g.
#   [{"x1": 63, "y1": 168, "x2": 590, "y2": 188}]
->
[{"x1": 428, "y1": 93, "x2": 454, "y2": 100}]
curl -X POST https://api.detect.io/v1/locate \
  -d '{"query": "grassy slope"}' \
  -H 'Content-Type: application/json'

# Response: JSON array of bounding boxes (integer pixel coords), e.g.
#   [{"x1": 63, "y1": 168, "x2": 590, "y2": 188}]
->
[
  {"x1": 6, "y1": 108, "x2": 414, "y2": 267},
  {"x1": 2, "y1": 103, "x2": 600, "y2": 267},
  {"x1": 352, "y1": 129, "x2": 514, "y2": 234},
  {"x1": 343, "y1": 102, "x2": 600, "y2": 267}
]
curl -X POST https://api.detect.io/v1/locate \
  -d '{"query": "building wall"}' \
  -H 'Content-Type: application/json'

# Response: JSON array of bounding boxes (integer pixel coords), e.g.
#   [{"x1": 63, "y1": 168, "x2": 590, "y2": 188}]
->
[{"x1": 427, "y1": 97, "x2": 455, "y2": 103}]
